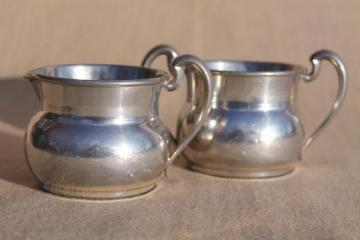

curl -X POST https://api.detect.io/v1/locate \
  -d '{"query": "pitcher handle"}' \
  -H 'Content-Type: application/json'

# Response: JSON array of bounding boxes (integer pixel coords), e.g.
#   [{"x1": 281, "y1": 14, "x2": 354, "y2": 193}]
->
[
  {"x1": 143, "y1": 47, "x2": 213, "y2": 171},
  {"x1": 301, "y1": 50, "x2": 348, "y2": 150},
  {"x1": 164, "y1": 55, "x2": 212, "y2": 168}
]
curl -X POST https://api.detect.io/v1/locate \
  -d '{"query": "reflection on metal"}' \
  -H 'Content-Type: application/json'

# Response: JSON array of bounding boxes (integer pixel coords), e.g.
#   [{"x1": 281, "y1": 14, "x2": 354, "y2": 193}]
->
[
  {"x1": 176, "y1": 49, "x2": 347, "y2": 178},
  {"x1": 24, "y1": 59, "x2": 212, "y2": 200}
]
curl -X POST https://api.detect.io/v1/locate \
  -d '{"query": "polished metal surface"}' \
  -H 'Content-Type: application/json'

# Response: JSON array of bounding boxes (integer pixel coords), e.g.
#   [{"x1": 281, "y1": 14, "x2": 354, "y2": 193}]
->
[
  {"x1": 301, "y1": 51, "x2": 348, "y2": 149},
  {"x1": 142, "y1": 45, "x2": 213, "y2": 169},
  {"x1": 25, "y1": 60, "x2": 213, "y2": 199},
  {"x1": 143, "y1": 45, "x2": 348, "y2": 178}
]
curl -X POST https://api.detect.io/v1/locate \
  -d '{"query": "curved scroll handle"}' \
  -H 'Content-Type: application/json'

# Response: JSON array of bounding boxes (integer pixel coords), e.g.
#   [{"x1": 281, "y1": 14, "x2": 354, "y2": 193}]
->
[
  {"x1": 164, "y1": 55, "x2": 213, "y2": 168},
  {"x1": 142, "y1": 45, "x2": 180, "y2": 161},
  {"x1": 142, "y1": 45, "x2": 181, "y2": 159},
  {"x1": 142, "y1": 46, "x2": 213, "y2": 171},
  {"x1": 142, "y1": 44, "x2": 180, "y2": 91},
  {"x1": 301, "y1": 50, "x2": 348, "y2": 150}
]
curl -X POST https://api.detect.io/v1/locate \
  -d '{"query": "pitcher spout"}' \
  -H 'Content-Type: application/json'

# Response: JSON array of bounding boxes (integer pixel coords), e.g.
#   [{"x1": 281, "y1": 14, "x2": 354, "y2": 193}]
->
[{"x1": 24, "y1": 72, "x2": 41, "y2": 101}]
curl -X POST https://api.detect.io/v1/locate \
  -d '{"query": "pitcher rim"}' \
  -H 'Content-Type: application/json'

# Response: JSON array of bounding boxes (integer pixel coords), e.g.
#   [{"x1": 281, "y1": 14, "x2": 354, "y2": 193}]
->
[
  {"x1": 205, "y1": 60, "x2": 306, "y2": 76},
  {"x1": 24, "y1": 64, "x2": 168, "y2": 87}
]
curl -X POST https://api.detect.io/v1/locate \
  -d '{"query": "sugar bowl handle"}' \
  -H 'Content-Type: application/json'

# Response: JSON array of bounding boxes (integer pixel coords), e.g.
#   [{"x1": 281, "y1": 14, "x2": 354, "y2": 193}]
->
[
  {"x1": 301, "y1": 50, "x2": 348, "y2": 150},
  {"x1": 142, "y1": 45, "x2": 213, "y2": 170},
  {"x1": 142, "y1": 44, "x2": 179, "y2": 82}
]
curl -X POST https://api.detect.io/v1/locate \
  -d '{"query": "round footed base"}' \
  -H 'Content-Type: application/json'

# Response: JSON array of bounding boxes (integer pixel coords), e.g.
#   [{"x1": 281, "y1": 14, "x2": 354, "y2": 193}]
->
[
  {"x1": 190, "y1": 164, "x2": 295, "y2": 178},
  {"x1": 40, "y1": 183, "x2": 157, "y2": 200}
]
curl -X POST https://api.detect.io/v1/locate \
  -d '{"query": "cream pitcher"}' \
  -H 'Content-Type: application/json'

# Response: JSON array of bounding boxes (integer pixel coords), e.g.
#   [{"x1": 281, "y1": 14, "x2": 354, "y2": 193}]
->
[
  {"x1": 24, "y1": 55, "x2": 213, "y2": 199},
  {"x1": 142, "y1": 45, "x2": 347, "y2": 178}
]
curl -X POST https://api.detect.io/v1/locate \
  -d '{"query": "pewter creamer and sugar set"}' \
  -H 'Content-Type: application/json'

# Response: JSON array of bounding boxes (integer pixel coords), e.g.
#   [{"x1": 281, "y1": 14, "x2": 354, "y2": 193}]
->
[{"x1": 23, "y1": 44, "x2": 348, "y2": 199}]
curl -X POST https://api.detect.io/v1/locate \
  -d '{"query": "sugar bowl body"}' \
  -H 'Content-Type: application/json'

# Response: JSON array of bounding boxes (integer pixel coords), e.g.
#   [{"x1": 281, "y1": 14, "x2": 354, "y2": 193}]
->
[{"x1": 143, "y1": 45, "x2": 347, "y2": 178}]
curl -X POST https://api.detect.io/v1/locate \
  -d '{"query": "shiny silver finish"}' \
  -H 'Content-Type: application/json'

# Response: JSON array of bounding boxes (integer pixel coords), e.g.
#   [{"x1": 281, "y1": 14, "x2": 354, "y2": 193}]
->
[
  {"x1": 301, "y1": 51, "x2": 348, "y2": 149},
  {"x1": 24, "y1": 60, "x2": 213, "y2": 199},
  {"x1": 143, "y1": 46, "x2": 348, "y2": 178},
  {"x1": 179, "y1": 62, "x2": 306, "y2": 178},
  {"x1": 142, "y1": 45, "x2": 213, "y2": 170},
  {"x1": 142, "y1": 44, "x2": 179, "y2": 87},
  {"x1": 166, "y1": 55, "x2": 213, "y2": 168}
]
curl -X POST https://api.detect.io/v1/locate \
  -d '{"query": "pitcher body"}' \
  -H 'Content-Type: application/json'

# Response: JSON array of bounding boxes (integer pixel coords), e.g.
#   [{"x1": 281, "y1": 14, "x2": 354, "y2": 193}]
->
[{"x1": 25, "y1": 60, "x2": 213, "y2": 199}]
